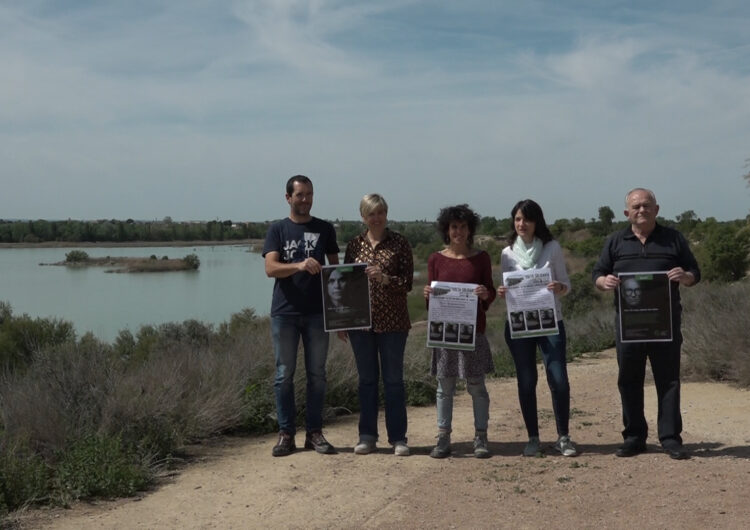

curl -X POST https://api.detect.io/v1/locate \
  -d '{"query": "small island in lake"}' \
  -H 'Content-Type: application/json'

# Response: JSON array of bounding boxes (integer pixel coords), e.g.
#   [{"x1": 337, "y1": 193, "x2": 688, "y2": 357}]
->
[{"x1": 41, "y1": 250, "x2": 200, "y2": 273}]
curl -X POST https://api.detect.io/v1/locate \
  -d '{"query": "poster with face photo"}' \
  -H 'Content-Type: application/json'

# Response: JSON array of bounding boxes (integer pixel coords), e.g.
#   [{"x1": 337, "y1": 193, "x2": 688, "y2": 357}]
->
[
  {"x1": 427, "y1": 281, "x2": 478, "y2": 350},
  {"x1": 321, "y1": 263, "x2": 372, "y2": 332},
  {"x1": 618, "y1": 271, "x2": 672, "y2": 342},
  {"x1": 502, "y1": 268, "x2": 559, "y2": 338}
]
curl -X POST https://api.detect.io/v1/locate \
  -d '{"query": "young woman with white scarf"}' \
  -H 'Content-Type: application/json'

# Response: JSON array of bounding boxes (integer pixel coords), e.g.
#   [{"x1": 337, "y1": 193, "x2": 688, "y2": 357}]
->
[{"x1": 497, "y1": 199, "x2": 578, "y2": 457}]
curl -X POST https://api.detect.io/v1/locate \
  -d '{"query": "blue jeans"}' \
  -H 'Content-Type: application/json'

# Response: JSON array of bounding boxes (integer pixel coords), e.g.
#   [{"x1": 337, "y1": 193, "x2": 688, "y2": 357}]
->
[
  {"x1": 436, "y1": 376, "x2": 489, "y2": 433},
  {"x1": 348, "y1": 330, "x2": 408, "y2": 444},
  {"x1": 504, "y1": 321, "x2": 570, "y2": 437},
  {"x1": 271, "y1": 314, "x2": 329, "y2": 435}
]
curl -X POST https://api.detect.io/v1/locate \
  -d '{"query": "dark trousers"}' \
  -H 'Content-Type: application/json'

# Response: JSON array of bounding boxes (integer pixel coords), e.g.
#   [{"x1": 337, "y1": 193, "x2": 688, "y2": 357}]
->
[
  {"x1": 616, "y1": 321, "x2": 683, "y2": 444},
  {"x1": 504, "y1": 321, "x2": 571, "y2": 438}
]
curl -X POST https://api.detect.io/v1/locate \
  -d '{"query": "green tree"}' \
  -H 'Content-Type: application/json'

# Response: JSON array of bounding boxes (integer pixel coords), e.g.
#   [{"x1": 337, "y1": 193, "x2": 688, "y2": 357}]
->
[
  {"x1": 675, "y1": 210, "x2": 699, "y2": 234},
  {"x1": 598, "y1": 206, "x2": 615, "y2": 234},
  {"x1": 696, "y1": 223, "x2": 750, "y2": 282}
]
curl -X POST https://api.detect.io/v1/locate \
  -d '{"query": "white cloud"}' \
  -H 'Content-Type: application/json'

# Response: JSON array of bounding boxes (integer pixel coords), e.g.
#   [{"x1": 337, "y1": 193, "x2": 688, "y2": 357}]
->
[{"x1": 1, "y1": 1, "x2": 749, "y2": 222}]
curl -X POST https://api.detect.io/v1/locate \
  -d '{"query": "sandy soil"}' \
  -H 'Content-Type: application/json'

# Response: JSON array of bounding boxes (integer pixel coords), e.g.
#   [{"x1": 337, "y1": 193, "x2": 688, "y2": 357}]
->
[{"x1": 15, "y1": 349, "x2": 750, "y2": 529}]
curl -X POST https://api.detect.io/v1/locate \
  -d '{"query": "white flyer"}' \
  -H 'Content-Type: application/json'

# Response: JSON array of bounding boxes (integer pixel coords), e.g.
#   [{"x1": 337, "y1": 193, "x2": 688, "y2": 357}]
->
[
  {"x1": 503, "y1": 268, "x2": 559, "y2": 338},
  {"x1": 427, "y1": 281, "x2": 478, "y2": 350}
]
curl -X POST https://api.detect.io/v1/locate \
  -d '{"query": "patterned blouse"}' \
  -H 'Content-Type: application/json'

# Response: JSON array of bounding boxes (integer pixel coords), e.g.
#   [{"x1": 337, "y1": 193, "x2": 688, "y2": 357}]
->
[{"x1": 344, "y1": 229, "x2": 413, "y2": 332}]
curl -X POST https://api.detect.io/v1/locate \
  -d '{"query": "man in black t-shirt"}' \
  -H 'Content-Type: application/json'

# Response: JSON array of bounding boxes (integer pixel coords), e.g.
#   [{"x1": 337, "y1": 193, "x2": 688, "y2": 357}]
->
[
  {"x1": 262, "y1": 175, "x2": 339, "y2": 457},
  {"x1": 593, "y1": 188, "x2": 700, "y2": 460}
]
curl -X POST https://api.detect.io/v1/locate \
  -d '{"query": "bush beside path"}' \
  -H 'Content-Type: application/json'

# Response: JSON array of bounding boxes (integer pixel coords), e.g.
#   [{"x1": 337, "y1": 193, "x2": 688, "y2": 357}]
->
[{"x1": 16, "y1": 349, "x2": 750, "y2": 529}]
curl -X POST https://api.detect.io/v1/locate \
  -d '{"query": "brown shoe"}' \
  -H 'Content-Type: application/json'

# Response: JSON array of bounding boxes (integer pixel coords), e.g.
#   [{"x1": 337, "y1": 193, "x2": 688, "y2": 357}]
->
[
  {"x1": 304, "y1": 431, "x2": 336, "y2": 454},
  {"x1": 272, "y1": 431, "x2": 296, "y2": 457}
]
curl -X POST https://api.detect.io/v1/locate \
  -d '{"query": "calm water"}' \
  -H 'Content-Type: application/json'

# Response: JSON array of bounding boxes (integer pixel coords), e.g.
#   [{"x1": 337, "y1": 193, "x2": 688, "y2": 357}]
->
[{"x1": 0, "y1": 245, "x2": 273, "y2": 342}]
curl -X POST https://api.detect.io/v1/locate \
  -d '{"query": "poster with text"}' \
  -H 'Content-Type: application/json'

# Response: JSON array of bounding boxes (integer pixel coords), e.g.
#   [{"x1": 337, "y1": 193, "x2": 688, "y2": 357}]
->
[
  {"x1": 618, "y1": 271, "x2": 672, "y2": 342},
  {"x1": 503, "y1": 268, "x2": 559, "y2": 339},
  {"x1": 321, "y1": 263, "x2": 372, "y2": 332},
  {"x1": 427, "y1": 281, "x2": 478, "y2": 350}
]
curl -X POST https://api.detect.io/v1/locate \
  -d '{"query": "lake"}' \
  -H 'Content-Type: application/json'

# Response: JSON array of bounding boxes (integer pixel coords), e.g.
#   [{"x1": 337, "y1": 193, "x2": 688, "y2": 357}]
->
[{"x1": 0, "y1": 245, "x2": 273, "y2": 342}]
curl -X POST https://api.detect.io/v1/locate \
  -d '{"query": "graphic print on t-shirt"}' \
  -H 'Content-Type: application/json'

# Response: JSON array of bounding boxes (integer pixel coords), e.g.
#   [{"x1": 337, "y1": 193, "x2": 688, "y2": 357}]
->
[{"x1": 282, "y1": 232, "x2": 321, "y2": 262}]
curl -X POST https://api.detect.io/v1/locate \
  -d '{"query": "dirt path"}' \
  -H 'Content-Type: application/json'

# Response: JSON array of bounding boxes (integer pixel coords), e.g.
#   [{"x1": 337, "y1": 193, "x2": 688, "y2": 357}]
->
[{"x1": 19, "y1": 350, "x2": 750, "y2": 529}]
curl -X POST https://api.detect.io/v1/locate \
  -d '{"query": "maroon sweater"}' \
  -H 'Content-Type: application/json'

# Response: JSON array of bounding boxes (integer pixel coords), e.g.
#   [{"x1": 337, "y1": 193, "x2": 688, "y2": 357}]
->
[{"x1": 427, "y1": 250, "x2": 496, "y2": 334}]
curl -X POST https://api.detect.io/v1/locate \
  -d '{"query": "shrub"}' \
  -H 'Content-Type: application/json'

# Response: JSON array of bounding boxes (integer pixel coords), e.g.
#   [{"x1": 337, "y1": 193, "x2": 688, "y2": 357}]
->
[
  {"x1": 64, "y1": 250, "x2": 89, "y2": 263},
  {"x1": 54, "y1": 433, "x2": 149, "y2": 503},
  {"x1": 681, "y1": 281, "x2": 750, "y2": 385},
  {"x1": 0, "y1": 309, "x2": 75, "y2": 372},
  {"x1": 694, "y1": 224, "x2": 750, "y2": 282},
  {"x1": 182, "y1": 254, "x2": 200, "y2": 270},
  {"x1": 0, "y1": 442, "x2": 49, "y2": 515}
]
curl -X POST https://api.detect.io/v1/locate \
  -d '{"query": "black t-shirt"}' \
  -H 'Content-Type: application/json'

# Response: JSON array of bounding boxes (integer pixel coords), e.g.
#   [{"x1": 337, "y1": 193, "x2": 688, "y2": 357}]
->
[{"x1": 262, "y1": 217, "x2": 339, "y2": 316}]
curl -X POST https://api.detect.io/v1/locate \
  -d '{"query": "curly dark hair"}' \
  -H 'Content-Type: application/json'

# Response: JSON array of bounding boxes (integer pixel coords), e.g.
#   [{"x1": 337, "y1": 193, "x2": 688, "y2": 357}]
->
[
  {"x1": 509, "y1": 199, "x2": 554, "y2": 245},
  {"x1": 436, "y1": 204, "x2": 480, "y2": 246}
]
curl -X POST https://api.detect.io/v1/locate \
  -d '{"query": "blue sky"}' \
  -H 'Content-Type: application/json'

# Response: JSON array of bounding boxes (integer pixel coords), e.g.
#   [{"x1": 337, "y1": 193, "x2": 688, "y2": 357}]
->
[{"x1": 2, "y1": 0, "x2": 749, "y2": 223}]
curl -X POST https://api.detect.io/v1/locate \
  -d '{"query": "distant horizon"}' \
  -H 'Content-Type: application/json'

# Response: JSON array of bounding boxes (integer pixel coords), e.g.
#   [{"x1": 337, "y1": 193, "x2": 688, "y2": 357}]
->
[{"x1": 2, "y1": 210, "x2": 748, "y2": 225}]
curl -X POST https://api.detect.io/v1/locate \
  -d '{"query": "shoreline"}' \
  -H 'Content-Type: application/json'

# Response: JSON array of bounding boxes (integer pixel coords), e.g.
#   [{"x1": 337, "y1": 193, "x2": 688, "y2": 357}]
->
[{"x1": 0, "y1": 239, "x2": 264, "y2": 249}]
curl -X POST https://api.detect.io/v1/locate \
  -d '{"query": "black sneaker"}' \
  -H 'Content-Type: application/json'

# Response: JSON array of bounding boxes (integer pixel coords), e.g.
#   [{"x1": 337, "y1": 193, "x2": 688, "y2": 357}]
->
[
  {"x1": 272, "y1": 431, "x2": 296, "y2": 457},
  {"x1": 304, "y1": 431, "x2": 336, "y2": 454},
  {"x1": 615, "y1": 438, "x2": 646, "y2": 458}
]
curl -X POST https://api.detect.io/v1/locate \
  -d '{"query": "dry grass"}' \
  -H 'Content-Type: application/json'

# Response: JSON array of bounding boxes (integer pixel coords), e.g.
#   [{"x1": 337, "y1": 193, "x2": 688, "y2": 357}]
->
[{"x1": 681, "y1": 279, "x2": 750, "y2": 386}]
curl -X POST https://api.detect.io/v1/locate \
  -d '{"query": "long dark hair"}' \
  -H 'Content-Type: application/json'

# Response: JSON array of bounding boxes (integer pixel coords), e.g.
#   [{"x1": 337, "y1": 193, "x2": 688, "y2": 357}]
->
[{"x1": 509, "y1": 199, "x2": 553, "y2": 245}]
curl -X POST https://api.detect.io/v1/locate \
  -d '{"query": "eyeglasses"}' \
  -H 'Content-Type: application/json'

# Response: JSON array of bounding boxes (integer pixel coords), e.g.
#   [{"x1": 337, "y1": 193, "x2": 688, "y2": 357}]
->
[{"x1": 624, "y1": 288, "x2": 641, "y2": 296}]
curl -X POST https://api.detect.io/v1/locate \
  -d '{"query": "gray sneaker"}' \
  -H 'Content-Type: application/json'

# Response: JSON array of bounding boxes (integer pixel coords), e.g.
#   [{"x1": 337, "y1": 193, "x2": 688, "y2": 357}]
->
[
  {"x1": 354, "y1": 439, "x2": 376, "y2": 455},
  {"x1": 430, "y1": 432, "x2": 451, "y2": 459},
  {"x1": 523, "y1": 436, "x2": 541, "y2": 457},
  {"x1": 473, "y1": 431, "x2": 490, "y2": 459},
  {"x1": 393, "y1": 441, "x2": 410, "y2": 457},
  {"x1": 554, "y1": 435, "x2": 578, "y2": 457}
]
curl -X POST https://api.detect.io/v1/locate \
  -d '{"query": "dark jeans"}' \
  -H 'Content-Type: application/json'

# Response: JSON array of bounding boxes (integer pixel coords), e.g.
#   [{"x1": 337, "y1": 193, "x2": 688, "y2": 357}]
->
[
  {"x1": 504, "y1": 321, "x2": 570, "y2": 438},
  {"x1": 616, "y1": 320, "x2": 683, "y2": 444},
  {"x1": 271, "y1": 314, "x2": 329, "y2": 436},
  {"x1": 348, "y1": 330, "x2": 408, "y2": 444}
]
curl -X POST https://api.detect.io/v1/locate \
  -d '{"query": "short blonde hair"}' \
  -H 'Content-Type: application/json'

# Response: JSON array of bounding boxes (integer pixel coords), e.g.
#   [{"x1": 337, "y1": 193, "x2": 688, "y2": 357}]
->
[{"x1": 359, "y1": 193, "x2": 389, "y2": 217}]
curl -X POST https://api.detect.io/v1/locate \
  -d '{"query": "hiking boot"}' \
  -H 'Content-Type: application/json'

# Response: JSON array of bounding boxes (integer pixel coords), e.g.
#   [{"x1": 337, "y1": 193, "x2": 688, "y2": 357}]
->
[
  {"x1": 354, "y1": 439, "x2": 376, "y2": 455},
  {"x1": 430, "y1": 432, "x2": 451, "y2": 459},
  {"x1": 523, "y1": 436, "x2": 541, "y2": 457},
  {"x1": 393, "y1": 441, "x2": 410, "y2": 457},
  {"x1": 473, "y1": 431, "x2": 490, "y2": 459},
  {"x1": 304, "y1": 431, "x2": 336, "y2": 454},
  {"x1": 272, "y1": 431, "x2": 296, "y2": 457},
  {"x1": 554, "y1": 435, "x2": 578, "y2": 457}
]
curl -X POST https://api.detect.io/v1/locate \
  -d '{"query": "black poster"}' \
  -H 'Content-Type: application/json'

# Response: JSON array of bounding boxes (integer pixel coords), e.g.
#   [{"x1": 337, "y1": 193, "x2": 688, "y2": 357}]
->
[
  {"x1": 618, "y1": 271, "x2": 672, "y2": 342},
  {"x1": 321, "y1": 263, "x2": 372, "y2": 332}
]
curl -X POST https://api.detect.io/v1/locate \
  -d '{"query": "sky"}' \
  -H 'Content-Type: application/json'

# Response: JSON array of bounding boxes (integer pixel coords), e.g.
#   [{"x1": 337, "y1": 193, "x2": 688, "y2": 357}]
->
[{"x1": 2, "y1": 0, "x2": 749, "y2": 224}]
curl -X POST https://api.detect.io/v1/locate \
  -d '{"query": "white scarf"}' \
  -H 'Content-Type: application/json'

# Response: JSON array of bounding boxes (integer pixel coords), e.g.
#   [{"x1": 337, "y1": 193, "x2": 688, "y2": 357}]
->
[{"x1": 512, "y1": 237, "x2": 543, "y2": 269}]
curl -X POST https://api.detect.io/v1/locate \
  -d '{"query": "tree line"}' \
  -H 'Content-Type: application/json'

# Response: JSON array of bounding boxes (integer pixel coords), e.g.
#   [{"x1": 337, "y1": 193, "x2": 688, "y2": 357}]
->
[
  {"x1": 2, "y1": 208, "x2": 748, "y2": 282},
  {"x1": 0, "y1": 218, "x2": 269, "y2": 243}
]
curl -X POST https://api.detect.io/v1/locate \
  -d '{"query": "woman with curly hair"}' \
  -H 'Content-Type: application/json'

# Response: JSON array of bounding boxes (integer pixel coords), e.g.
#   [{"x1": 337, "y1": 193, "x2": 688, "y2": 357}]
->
[{"x1": 423, "y1": 204, "x2": 496, "y2": 459}]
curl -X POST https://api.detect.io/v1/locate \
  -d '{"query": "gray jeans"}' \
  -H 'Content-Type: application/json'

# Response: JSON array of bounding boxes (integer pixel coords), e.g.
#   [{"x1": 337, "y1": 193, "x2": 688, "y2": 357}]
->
[{"x1": 436, "y1": 376, "x2": 489, "y2": 432}]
